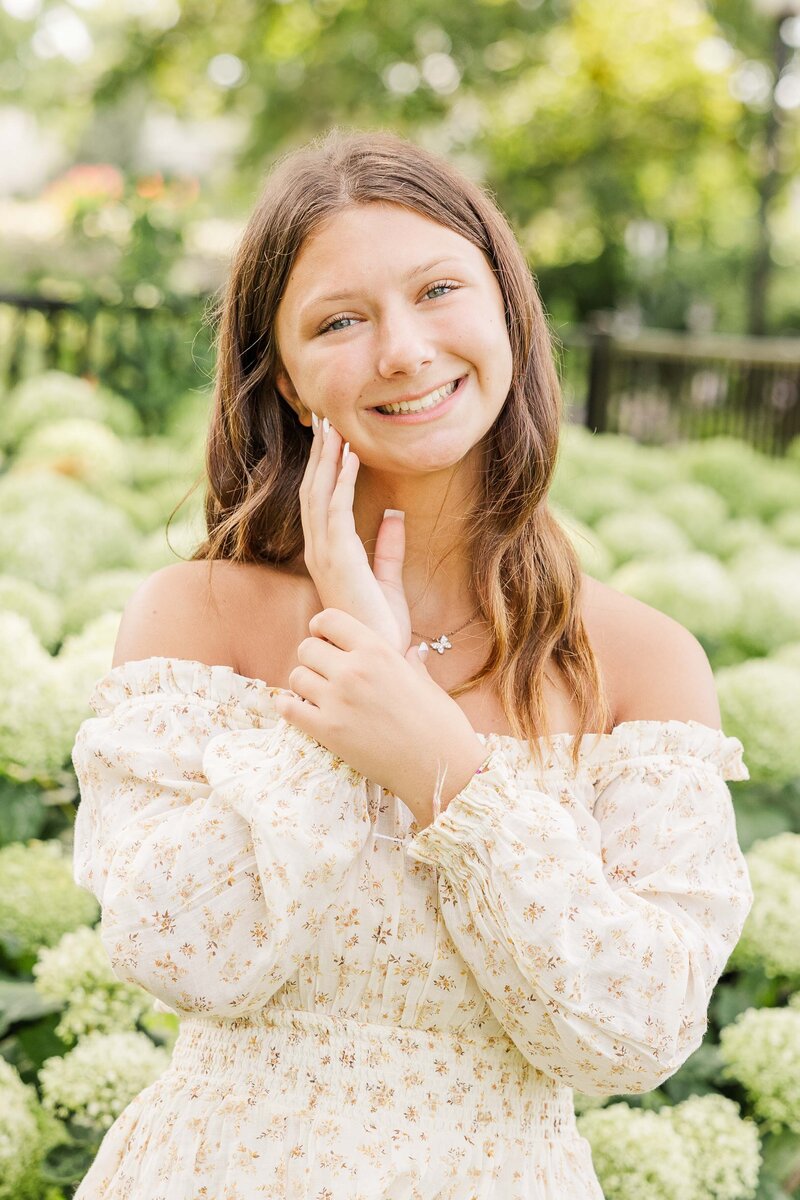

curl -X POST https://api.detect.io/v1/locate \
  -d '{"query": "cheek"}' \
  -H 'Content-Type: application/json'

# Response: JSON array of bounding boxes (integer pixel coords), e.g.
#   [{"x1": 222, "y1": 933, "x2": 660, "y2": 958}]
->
[
  {"x1": 295, "y1": 342, "x2": 370, "y2": 405},
  {"x1": 453, "y1": 306, "x2": 513, "y2": 387}
]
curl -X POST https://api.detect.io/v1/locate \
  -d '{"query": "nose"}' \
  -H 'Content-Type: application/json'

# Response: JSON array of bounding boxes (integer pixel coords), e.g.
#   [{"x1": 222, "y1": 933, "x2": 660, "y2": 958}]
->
[{"x1": 374, "y1": 305, "x2": 435, "y2": 379}]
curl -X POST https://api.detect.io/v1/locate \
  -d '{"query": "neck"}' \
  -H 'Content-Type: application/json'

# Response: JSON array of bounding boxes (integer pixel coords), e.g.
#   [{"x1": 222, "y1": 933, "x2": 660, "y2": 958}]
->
[{"x1": 353, "y1": 457, "x2": 480, "y2": 629}]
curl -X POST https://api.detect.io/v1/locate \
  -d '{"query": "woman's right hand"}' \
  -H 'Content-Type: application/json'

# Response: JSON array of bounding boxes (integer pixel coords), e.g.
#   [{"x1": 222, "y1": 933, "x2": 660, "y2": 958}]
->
[{"x1": 299, "y1": 414, "x2": 413, "y2": 656}]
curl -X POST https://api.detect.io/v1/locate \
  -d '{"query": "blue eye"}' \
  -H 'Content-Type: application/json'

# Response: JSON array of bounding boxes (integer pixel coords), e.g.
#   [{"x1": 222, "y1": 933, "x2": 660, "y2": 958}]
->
[
  {"x1": 425, "y1": 281, "x2": 458, "y2": 299},
  {"x1": 319, "y1": 315, "x2": 357, "y2": 334},
  {"x1": 317, "y1": 280, "x2": 459, "y2": 335}
]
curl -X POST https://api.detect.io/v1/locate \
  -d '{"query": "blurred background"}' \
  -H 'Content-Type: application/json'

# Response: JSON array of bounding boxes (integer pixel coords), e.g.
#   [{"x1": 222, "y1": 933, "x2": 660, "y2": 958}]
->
[
  {"x1": 2, "y1": 5, "x2": 800, "y2": 1199},
  {"x1": 2, "y1": 0, "x2": 800, "y2": 447}
]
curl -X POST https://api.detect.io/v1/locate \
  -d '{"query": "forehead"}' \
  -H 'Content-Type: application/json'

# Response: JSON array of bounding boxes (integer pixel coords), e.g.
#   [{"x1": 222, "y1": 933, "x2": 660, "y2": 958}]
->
[{"x1": 283, "y1": 202, "x2": 484, "y2": 295}]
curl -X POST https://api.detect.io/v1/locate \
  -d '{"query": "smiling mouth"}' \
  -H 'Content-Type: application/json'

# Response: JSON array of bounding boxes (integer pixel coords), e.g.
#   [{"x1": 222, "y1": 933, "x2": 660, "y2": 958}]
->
[{"x1": 373, "y1": 377, "x2": 463, "y2": 416}]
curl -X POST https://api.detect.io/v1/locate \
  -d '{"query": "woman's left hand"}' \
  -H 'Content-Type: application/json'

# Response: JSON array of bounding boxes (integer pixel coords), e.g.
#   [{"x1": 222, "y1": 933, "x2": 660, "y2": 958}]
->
[{"x1": 273, "y1": 607, "x2": 488, "y2": 824}]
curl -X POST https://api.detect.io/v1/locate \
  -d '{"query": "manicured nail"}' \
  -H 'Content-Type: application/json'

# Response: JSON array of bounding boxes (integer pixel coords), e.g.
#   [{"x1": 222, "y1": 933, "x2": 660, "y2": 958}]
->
[
  {"x1": 322, "y1": 416, "x2": 330, "y2": 441},
  {"x1": 418, "y1": 641, "x2": 429, "y2": 660},
  {"x1": 342, "y1": 441, "x2": 350, "y2": 465},
  {"x1": 384, "y1": 508, "x2": 404, "y2": 521},
  {"x1": 311, "y1": 412, "x2": 319, "y2": 433}
]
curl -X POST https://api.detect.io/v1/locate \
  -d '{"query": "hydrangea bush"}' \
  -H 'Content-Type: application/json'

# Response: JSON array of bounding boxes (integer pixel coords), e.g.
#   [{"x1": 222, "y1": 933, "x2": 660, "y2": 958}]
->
[
  {"x1": 0, "y1": 1057, "x2": 63, "y2": 1200},
  {"x1": 39, "y1": 1031, "x2": 171, "y2": 1132},
  {"x1": 0, "y1": 375, "x2": 798, "y2": 1197},
  {"x1": 728, "y1": 833, "x2": 800, "y2": 982},
  {"x1": 577, "y1": 1094, "x2": 761, "y2": 1200},
  {"x1": 0, "y1": 840, "x2": 98, "y2": 964},
  {"x1": 33, "y1": 926, "x2": 155, "y2": 1045},
  {"x1": 719, "y1": 1007, "x2": 800, "y2": 1135}
]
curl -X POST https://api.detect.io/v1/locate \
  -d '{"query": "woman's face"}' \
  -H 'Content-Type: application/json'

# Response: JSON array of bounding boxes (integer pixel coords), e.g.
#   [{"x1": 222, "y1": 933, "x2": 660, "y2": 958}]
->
[{"x1": 274, "y1": 202, "x2": 514, "y2": 472}]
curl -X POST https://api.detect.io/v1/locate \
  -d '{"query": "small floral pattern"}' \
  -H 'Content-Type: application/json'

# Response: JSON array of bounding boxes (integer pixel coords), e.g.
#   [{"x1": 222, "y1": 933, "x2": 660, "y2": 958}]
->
[{"x1": 70, "y1": 656, "x2": 753, "y2": 1199}]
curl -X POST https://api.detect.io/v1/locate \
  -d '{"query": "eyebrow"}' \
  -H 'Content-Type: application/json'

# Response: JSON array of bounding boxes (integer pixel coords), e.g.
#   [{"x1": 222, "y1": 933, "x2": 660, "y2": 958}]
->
[{"x1": 299, "y1": 256, "x2": 463, "y2": 317}]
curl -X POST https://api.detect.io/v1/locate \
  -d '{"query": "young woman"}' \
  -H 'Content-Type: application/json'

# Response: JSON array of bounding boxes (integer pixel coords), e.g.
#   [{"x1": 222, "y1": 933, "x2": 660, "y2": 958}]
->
[{"x1": 71, "y1": 128, "x2": 754, "y2": 1199}]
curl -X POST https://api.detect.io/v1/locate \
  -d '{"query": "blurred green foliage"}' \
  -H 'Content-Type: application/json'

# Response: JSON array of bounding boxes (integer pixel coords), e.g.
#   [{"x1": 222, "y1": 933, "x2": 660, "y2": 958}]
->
[{"x1": 0, "y1": 0, "x2": 799, "y2": 334}]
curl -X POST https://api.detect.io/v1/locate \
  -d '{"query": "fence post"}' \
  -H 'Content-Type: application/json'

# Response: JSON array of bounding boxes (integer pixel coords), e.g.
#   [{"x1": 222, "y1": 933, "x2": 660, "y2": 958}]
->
[{"x1": 586, "y1": 325, "x2": 612, "y2": 434}]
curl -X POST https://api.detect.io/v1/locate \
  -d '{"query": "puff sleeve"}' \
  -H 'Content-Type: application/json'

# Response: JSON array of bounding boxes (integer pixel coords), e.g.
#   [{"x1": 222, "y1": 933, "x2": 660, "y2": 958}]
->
[
  {"x1": 404, "y1": 720, "x2": 754, "y2": 1097},
  {"x1": 71, "y1": 658, "x2": 372, "y2": 1018}
]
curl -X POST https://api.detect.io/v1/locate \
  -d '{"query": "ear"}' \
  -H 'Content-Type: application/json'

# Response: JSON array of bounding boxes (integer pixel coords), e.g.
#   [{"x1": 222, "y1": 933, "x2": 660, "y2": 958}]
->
[{"x1": 274, "y1": 368, "x2": 311, "y2": 427}]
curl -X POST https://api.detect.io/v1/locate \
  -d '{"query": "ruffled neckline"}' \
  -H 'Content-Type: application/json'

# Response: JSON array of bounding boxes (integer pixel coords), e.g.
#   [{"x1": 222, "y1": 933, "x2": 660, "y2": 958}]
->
[{"x1": 86, "y1": 655, "x2": 749, "y2": 783}]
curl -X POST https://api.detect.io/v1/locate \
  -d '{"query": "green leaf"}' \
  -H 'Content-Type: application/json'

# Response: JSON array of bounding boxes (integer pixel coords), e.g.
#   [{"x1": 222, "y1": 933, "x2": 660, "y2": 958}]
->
[
  {"x1": 660, "y1": 1041, "x2": 725, "y2": 1102},
  {"x1": 0, "y1": 775, "x2": 48, "y2": 846},
  {"x1": 0, "y1": 978, "x2": 61, "y2": 1038}
]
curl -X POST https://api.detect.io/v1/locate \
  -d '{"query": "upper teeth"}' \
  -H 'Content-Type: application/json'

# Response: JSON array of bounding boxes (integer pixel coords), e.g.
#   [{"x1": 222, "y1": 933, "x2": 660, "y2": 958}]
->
[{"x1": 377, "y1": 378, "x2": 459, "y2": 415}]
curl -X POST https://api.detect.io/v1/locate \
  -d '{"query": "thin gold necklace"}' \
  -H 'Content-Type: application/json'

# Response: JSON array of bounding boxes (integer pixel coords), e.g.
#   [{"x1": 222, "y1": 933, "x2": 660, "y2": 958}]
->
[{"x1": 411, "y1": 604, "x2": 482, "y2": 654}]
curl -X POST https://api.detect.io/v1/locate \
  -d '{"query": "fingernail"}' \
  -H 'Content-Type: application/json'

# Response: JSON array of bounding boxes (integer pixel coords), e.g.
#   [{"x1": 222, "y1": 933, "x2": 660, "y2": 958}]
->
[
  {"x1": 418, "y1": 641, "x2": 429, "y2": 660},
  {"x1": 342, "y1": 441, "x2": 350, "y2": 465},
  {"x1": 322, "y1": 416, "x2": 330, "y2": 441},
  {"x1": 384, "y1": 508, "x2": 404, "y2": 521},
  {"x1": 311, "y1": 412, "x2": 319, "y2": 433}
]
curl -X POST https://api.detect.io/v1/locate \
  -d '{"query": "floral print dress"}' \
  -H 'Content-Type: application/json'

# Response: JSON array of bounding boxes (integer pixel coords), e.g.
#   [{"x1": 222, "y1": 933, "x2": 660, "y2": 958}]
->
[{"x1": 69, "y1": 656, "x2": 754, "y2": 1200}]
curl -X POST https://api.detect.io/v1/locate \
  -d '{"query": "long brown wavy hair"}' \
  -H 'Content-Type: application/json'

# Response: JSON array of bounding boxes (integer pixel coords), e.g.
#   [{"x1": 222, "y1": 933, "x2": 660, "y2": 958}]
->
[{"x1": 188, "y1": 126, "x2": 614, "y2": 774}]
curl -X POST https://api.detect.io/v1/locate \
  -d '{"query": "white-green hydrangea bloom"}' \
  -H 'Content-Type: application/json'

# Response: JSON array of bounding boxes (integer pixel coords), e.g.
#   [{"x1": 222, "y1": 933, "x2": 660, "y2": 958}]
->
[
  {"x1": 594, "y1": 510, "x2": 691, "y2": 567},
  {"x1": 714, "y1": 518, "x2": 779, "y2": 562},
  {"x1": 648, "y1": 482, "x2": 729, "y2": 552},
  {"x1": 61, "y1": 570, "x2": 146, "y2": 638},
  {"x1": 0, "y1": 608, "x2": 104, "y2": 779},
  {"x1": 772, "y1": 508, "x2": 800, "y2": 550},
  {"x1": 674, "y1": 437, "x2": 799, "y2": 521},
  {"x1": 1, "y1": 370, "x2": 142, "y2": 452},
  {"x1": 125, "y1": 437, "x2": 198, "y2": 490},
  {"x1": 716, "y1": 659, "x2": 800, "y2": 784},
  {"x1": 15, "y1": 418, "x2": 131, "y2": 491},
  {"x1": 131, "y1": 517, "x2": 205, "y2": 574},
  {"x1": 571, "y1": 1090, "x2": 609, "y2": 1117},
  {"x1": 609, "y1": 554, "x2": 740, "y2": 641},
  {"x1": 95, "y1": 479, "x2": 192, "y2": 535},
  {"x1": 0, "y1": 1058, "x2": 48, "y2": 1200},
  {"x1": 729, "y1": 547, "x2": 800, "y2": 654},
  {"x1": 162, "y1": 387, "x2": 213, "y2": 451},
  {"x1": 0, "y1": 471, "x2": 138, "y2": 594},
  {"x1": 551, "y1": 507, "x2": 614, "y2": 580},
  {"x1": 772, "y1": 641, "x2": 800, "y2": 671},
  {"x1": 729, "y1": 833, "x2": 800, "y2": 981},
  {"x1": 661, "y1": 1094, "x2": 761, "y2": 1200},
  {"x1": 576, "y1": 1102, "x2": 696, "y2": 1200},
  {"x1": 57, "y1": 609, "x2": 120, "y2": 670},
  {"x1": 719, "y1": 1007, "x2": 800, "y2": 1135},
  {"x1": 559, "y1": 429, "x2": 684, "y2": 493},
  {"x1": 0, "y1": 840, "x2": 98, "y2": 961},
  {"x1": 0, "y1": 611, "x2": 67, "y2": 779},
  {"x1": 548, "y1": 474, "x2": 640, "y2": 528},
  {"x1": 746, "y1": 460, "x2": 800, "y2": 521},
  {"x1": 51, "y1": 611, "x2": 120, "y2": 755},
  {"x1": 33, "y1": 926, "x2": 154, "y2": 1045},
  {"x1": 0, "y1": 575, "x2": 62, "y2": 650},
  {"x1": 39, "y1": 1031, "x2": 171, "y2": 1132}
]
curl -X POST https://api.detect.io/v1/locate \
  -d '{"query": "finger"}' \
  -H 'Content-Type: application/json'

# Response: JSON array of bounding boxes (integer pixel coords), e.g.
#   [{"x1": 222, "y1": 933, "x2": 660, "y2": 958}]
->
[
  {"x1": 286, "y1": 663, "x2": 328, "y2": 709},
  {"x1": 327, "y1": 441, "x2": 361, "y2": 547},
  {"x1": 299, "y1": 412, "x2": 325, "y2": 565},
  {"x1": 307, "y1": 420, "x2": 343, "y2": 558},
  {"x1": 295, "y1": 633, "x2": 343, "y2": 678},
  {"x1": 272, "y1": 688, "x2": 324, "y2": 742},
  {"x1": 308, "y1": 606, "x2": 373, "y2": 653},
  {"x1": 372, "y1": 508, "x2": 406, "y2": 598}
]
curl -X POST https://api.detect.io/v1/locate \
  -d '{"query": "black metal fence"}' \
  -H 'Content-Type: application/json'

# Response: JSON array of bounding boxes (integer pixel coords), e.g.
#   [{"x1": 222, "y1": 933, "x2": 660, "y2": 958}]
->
[
  {"x1": 0, "y1": 293, "x2": 215, "y2": 435},
  {"x1": 2, "y1": 293, "x2": 800, "y2": 455},
  {"x1": 559, "y1": 323, "x2": 800, "y2": 457}
]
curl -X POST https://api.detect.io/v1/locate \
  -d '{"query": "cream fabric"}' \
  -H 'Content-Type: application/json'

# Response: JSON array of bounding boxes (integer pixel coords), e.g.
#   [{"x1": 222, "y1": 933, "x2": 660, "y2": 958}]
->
[{"x1": 70, "y1": 656, "x2": 753, "y2": 1199}]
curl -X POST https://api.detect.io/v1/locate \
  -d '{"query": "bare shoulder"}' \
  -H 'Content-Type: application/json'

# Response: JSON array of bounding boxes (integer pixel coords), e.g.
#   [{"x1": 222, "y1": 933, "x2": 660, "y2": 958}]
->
[
  {"x1": 111, "y1": 560, "x2": 235, "y2": 670},
  {"x1": 580, "y1": 573, "x2": 722, "y2": 729},
  {"x1": 111, "y1": 559, "x2": 293, "y2": 673}
]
